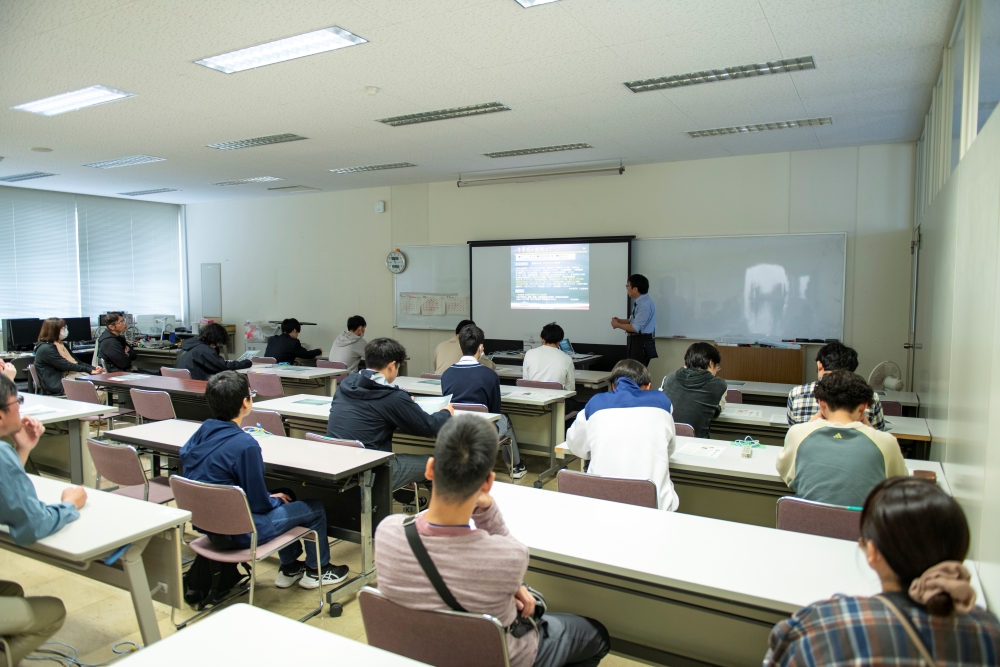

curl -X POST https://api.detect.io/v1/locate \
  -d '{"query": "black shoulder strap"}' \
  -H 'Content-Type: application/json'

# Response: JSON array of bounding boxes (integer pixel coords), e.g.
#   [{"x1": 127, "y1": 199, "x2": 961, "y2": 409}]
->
[{"x1": 403, "y1": 516, "x2": 467, "y2": 613}]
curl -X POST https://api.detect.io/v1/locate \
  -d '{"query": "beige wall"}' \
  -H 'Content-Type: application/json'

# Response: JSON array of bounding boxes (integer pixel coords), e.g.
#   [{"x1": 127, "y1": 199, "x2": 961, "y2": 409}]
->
[{"x1": 913, "y1": 109, "x2": 1000, "y2": 606}]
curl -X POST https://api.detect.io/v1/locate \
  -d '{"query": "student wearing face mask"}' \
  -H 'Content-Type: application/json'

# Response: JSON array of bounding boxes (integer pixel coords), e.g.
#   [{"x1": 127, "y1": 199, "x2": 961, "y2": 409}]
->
[{"x1": 32, "y1": 318, "x2": 104, "y2": 396}]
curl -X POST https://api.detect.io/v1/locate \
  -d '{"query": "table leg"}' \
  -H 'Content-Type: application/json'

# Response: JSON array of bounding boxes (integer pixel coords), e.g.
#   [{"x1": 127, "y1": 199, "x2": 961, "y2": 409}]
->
[
  {"x1": 535, "y1": 402, "x2": 571, "y2": 488},
  {"x1": 325, "y1": 469, "x2": 378, "y2": 615},
  {"x1": 68, "y1": 420, "x2": 83, "y2": 485},
  {"x1": 325, "y1": 377, "x2": 335, "y2": 397},
  {"x1": 121, "y1": 538, "x2": 162, "y2": 645}
]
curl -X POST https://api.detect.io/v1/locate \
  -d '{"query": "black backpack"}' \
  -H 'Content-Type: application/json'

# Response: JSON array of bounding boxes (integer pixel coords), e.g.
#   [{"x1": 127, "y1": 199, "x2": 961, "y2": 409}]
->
[{"x1": 183, "y1": 555, "x2": 251, "y2": 610}]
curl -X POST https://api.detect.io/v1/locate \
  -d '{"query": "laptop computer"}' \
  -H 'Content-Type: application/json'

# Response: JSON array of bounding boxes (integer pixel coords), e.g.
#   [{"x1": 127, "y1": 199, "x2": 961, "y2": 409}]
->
[{"x1": 559, "y1": 339, "x2": 590, "y2": 359}]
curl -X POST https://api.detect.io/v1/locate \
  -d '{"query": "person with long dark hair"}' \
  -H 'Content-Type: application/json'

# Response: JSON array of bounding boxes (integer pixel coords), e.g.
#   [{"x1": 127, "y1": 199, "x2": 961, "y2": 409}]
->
[
  {"x1": 32, "y1": 318, "x2": 104, "y2": 395},
  {"x1": 764, "y1": 477, "x2": 1000, "y2": 665}
]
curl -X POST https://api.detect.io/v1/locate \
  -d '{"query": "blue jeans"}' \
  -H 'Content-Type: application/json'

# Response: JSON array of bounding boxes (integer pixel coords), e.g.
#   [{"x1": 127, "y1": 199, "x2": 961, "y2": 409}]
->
[{"x1": 209, "y1": 499, "x2": 330, "y2": 569}]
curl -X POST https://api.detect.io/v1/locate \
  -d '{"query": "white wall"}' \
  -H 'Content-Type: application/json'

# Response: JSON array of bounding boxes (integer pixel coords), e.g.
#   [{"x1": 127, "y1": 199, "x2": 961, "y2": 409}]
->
[{"x1": 185, "y1": 144, "x2": 915, "y2": 385}]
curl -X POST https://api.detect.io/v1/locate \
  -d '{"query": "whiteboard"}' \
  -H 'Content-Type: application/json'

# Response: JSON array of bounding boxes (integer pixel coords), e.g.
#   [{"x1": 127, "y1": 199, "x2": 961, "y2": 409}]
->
[
  {"x1": 394, "y1": 245, "x2": 470, "y2": 330},
  {"x1": 633, "y1": 233, "x2": 846, "y2": 341}
]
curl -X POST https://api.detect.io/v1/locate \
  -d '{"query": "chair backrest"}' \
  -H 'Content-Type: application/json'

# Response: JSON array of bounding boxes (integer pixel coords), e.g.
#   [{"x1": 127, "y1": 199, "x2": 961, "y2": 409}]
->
[
  {"x1": 453, "y1": 403, "x2": 488, "y2": 413},
  {"x1": 241, "y1": 410, "x2": 285, "y2": 436},
  {"x1": 317, "y1": 360, "x2": 347, "y2": 369},
  {"x1": 420, "y1": 373, "x2": 442, "y2": 380},
  {"x1": 359, "y1": 587, "x2": 509, "y2": 667},
  {"x1": 160, "y1": 367, "x2": 191, "y2": 380},
  {"x1": 247, "y1": 372, "x2": 284, "y2": 398},
  {"x1": 62, "y1": 378, "x2": 101, "y2": 404},
  {"x1": 881, "y1": 400, "x2": 903, "y2": 417},
  {"x1": 252, "y1": 356, "x2": 277, "y2": 364},
  {"x1": 726, "y1": 388, "x2": 743, "y2": 404},
  {"x1": 86, "y1": 439, "x2": 148, "y2": 487},
  {"x1": 557, "y1": 469, "x2": 658, "y2": 509},
  {"x1": 304, "y1": 432, "x2": 364, "y2": 448},
  {"x1": 675, "y1": 423, "x2": 695, "y2": 437},
  {"x1": 776, "y1": 496, "x2": 861, "y2": 541},
  {"x1": 516, "y1": 379, "x2": 563, "y2": 390},
  {"x1": 27, "y1": 364, "x2": 41, "y2": 393},
  {"x1": 169, "y1": 476, "x2": 255, "y2": 535},
  {"x1": 130, "y1": 388, "x2": 176, "y2": 420}
]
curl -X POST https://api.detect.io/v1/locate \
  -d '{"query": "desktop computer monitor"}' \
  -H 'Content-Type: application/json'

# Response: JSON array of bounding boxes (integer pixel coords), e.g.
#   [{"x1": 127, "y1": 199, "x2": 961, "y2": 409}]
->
[
  {"x1": 6, "y1": 318, "x2": 43, "y2": 350},
  {"x1": 64, "y1": 317, "x2": 92, "y2": 342}
]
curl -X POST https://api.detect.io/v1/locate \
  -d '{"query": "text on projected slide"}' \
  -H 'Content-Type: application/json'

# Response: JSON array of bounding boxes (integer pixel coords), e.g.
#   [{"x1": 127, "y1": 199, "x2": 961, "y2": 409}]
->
[{"x1": 511, "y1": 244, "x2": 590, "y2": 310}]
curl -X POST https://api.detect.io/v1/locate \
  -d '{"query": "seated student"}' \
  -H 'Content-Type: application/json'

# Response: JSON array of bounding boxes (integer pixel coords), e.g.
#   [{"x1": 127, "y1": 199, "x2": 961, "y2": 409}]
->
[
  {"x1": 659, "y1": 342, "x2": 728, "y2": 438},
  {"x1": 328, "y1": 315, "x2": 367, "y2": 372},
  {"x1": 327, "y1": 338, "x2": 453, "y2": 494},
  {"x1": 764, "y1": 477, "x2": 1000, "y2": 666},
  {"x1": 32, "y1": 318, "x2": 104, "y2": 395},
  {"x1": 177, "y1": 323, "x2": 252, "y2": 381},
  {"x1": 441, "y1": 324, "x2": 526, "y2": 479},
  {"x1": 433, "y1": 320, "x2": 496, "y2": 374},
  {"x1": 777, "y1": 370, "x2": 907, "y2": 507},
  {"x1": 0, "y1": 375, "x2": 87, "y2": 665},
  {"x1": 375, "y1": 415, "x2": 610, "y2": 667},
  {"x1": 564, "y1": 359, "x2": 678, "y2": 511},
  {"x1": 787, "y1": 342, "x2": 885, "y2": 430},
  {"x1": 179, "y1": 371, "x2": 348, "y2": 588},
  {"x1": 96, "y1": 312, "x2": 138, "y2": 372},
  {"x1": 264, "y1": 318, "x2": 322, "y2": 365},
  {"x1": 522, "y1": 322, "x2": 576, "y2": 390}
]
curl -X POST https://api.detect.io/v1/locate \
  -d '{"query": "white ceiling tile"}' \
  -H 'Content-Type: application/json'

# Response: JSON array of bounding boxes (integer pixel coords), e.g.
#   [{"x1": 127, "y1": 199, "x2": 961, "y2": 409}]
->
[{"x1": 668, "y1": 75, "x2": 809, "y2": 130}]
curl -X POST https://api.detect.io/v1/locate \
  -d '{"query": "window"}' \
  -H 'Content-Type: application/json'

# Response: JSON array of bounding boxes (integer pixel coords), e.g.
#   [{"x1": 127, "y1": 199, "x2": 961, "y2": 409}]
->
[
  {"x1": 980, "y1": 0, "x2": 1000, "y2": 133},
  {"x1": 952, "y1": 14, "x2": 965, "y2": 173}
]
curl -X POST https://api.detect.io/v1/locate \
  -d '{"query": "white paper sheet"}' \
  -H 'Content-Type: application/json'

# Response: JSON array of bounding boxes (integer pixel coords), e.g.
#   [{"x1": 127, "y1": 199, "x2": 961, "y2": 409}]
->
[
  {"x1": 725, "y1": 408, "x2": 762, "y2": 418},
  {"x1": 770, "y1": 414, "x2": 788, "y2": 425},
  {"x1": 676, "y1": 442, "x2": 726, "y2": 459},
  {"x1": 413, "y1": 394, "x2": 453, "y2": 415}
]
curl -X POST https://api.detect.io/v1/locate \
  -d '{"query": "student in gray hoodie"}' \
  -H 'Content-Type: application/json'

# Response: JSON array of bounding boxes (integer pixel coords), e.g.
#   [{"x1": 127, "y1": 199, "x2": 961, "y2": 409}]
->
[
  {"x1": 328, "y1": 315, "x2": 367, "y2": 372},
  {"x1": 659, "y1": 342, "x2": 728, "y2": 438}
]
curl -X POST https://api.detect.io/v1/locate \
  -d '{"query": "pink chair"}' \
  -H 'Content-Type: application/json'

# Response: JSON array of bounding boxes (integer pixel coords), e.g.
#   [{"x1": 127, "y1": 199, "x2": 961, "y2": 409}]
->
[
  {"x1": 129, "y1": 388, "x2": 176, "y2": 422},
  {"x1": 305, "y1": 433, "x2": 422, "y2": 509},
  {"x1": 169, "y1": 476, "x2": 324, "y2": 622},
  {"x1": 420, "y1": 373, "x2": 441, "y2": 380},
  {"x1": 881, "y1": 400, "x2": 903, "y2": 417},
  {"x1": 453, "y1": 404, "x2": 514, "y2": 477},
  {"x1": 726, "y1": 388, "x2": 743, "y2": 404},
  {"x1": 359, "y1": 587, "x2": 509, "y2": 667},
  {"x1": 241, "y1": 410, "x2": 286, "y2": 436},
  {"x1": 248, "y1": 372, "x2": 284, "y2": 398},
  {"x1": 675, "y1": 423, "x2": 695, "y2": 437},
  {"x1": 516, "y1": 379, "x2": 578, "y2": 421},
  {"x1": 27, "y1": 364, "x2": 41, "y2": 394},
  {"x1": 61, "y1": 379, "x2": 135, "y2": 430},
  {"x1": 252, "y1": 357, "x2": 277, "y2": 365},
  {"x1": 86, "y1": 439, "x2": 174, "y2": 503},
  {"x1": 776, "y1": 496, "x2": 861, "y2": 540},
  {"x1": 317, "y1": 360, "x2": 347, "y2": 370},
  {"x1": 557, "y1": 469, "x2": 658, "y2": 509},
  {"x1": 160, "y1": 367, "x2": 191, "y2": 380}
]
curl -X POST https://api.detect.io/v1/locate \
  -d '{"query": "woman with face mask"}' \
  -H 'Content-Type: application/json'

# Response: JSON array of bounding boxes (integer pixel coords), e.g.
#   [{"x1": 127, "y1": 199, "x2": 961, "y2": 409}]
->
[{"x1": 31, "y1": 318, "x2": 104, "y2": 396}]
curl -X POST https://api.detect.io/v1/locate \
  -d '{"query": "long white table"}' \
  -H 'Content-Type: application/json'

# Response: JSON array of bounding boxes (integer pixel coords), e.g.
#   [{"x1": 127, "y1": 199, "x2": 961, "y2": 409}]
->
[
  {"x1": 21, "y1": 393, "x2": 119, "y2": 486},
  {"x1": 394, "y1": 376, "x2": 576, "y2": 487},
  {"x1": 493, "y1": 364, "x2": 612, "y2": 390},
  {"x1": 116, "y1": 603, "x2": 427, "y2": 665},
  {"x1": 107, "y1": 419, "x2": 394, "y2": 616},
  {"x1": 239, "y1": 364, "x2": 347, "y2": 396},
  {"x1": 491, "y1": 481, "x2": 985, "y2": 666},
  {"x1": 0, "y1": 475, "x2": 190, "y2": 645},
  {"x1": 726, "y1": 380, "x2": 919, "y2": 411}
]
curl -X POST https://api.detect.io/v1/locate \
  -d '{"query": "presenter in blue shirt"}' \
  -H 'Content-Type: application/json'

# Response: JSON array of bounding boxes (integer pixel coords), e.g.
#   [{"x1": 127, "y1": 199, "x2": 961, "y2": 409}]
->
[{"x1": 611, "y1": 274, "x2": 657, "y2": 366}]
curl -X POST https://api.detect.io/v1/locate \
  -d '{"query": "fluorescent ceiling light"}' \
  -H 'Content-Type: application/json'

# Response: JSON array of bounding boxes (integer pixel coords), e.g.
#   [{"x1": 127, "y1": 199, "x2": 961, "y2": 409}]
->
[
  {"x1": 485, "y1": 143, "x2": 592, "y2": 158},
  {"x1": 119, "y1": 188, "x2": 179, "y2": 196},
  {"x1": 11, "y1": 85, "x2": 135, "y2": 116},
  {"x1": 195, "y1": 26, "x2": 367, "y2": 74},
  {"x1": 207, "y1": 133, "x2": 307, "y2": 150},
  {"x1": 0, "y1": 172, "x2": 57, "y2": 182},
  {"x1": 212, "y1": 177, "x2": 284, "y2": 186},
  {"x1": 377, "y1": 102, "x2": 510, "y2": 127},
  {"x1": 458, "y1": 165, "x2": 623, "y2": 187},
  {"x1": 688, "y1": 117, "x2": 832, "y2": 138},
  {"x1": 84, "y1": 155, "x2": 165, "y2": 169},
  {"x1": 267, "y1": 185, "x2": 322, "y2": 192},
  {"x1": 625, "y1": 56, "x2": 817, "y2": 93},
  {"x1": 514, "y1": 0, "x2": 560, "y2": 6},
  {"x1": 330, "y1": 162, "x2": 416, "y2": 174}
]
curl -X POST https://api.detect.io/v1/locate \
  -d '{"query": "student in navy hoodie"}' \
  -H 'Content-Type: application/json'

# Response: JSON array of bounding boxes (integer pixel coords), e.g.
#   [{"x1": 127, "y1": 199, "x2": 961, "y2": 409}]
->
[
  {"x1": 180, "y1": 371, "x2": 349, "y2": 589},
  {"x1": 441, "y1": 324, "x2": 526, "y2": 479}
]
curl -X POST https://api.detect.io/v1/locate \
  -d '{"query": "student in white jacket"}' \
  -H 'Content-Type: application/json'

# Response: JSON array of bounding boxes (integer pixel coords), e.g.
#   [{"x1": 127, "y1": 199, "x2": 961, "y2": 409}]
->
[
  {"x1": 564, "y1": 359, "x2": 679, "y2": 511},
  {"x1": 328, "y1": 315, "x2": 367, "y2": 372}
]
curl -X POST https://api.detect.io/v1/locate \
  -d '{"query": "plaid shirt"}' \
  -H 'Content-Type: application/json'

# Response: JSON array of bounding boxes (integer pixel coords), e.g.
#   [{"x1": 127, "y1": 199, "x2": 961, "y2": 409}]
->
[
  {"x1": 764, "y1": 594, "x2": 1000, "y2": 667},
  {"x1": 786, "y1": 381, "x2": 885, "y2": 430}
]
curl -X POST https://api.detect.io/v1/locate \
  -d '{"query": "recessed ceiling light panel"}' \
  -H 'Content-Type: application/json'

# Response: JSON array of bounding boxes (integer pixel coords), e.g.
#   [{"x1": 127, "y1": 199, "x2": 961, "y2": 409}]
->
[
  {"x1": 195, "y1": 26, "x2": 367, "y2": 74},
  {"x1": 687, "y1": 116, "x2": 832, "y2": 138},
  {"x1": 484, "y1": 143, "x2": 592, "y2": 158},
  {"x1": 330, "y1": 162, "x2": 416, "y2": 174},
  {"x1": 515, "y1": 0, "x2": 560, "y2": 6},
  {"x1": 625, "y1": 56, "x2": 816, "y2": 93},
  {"x1": 11, "y1": 85, "x2": 135, "y2": 116},
  {"x1": 377, "y1": 102, "x2": 510, "y2": 127},
  {"x1": 84, "y1": 155, "x2": 166, "y2": 169},
  {"x1": 212, "y1": 177, "x2": 284, "y2": 186},
  {"x1": 119, "y1": 188, "x2": 179, "y2": 196},
  {"x1": 206, "y1": 133, "x2": 307, "y2": 150},
  {"x1": 0, "y1": 172, "x2": 57, "y2": 182}
]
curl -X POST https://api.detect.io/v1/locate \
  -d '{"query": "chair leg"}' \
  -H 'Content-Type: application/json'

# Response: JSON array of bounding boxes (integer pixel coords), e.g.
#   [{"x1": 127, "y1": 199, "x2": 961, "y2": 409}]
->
[
  {"x1": 249, "y1": 548, "x2": 257, "y2": 607},
  {"x1": 297, "y1": 532, "x2": 325, "y2": 623}
]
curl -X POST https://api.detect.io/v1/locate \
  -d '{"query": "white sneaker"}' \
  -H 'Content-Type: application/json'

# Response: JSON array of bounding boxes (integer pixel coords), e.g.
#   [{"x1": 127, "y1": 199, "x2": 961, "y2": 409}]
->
[
  {"x1": 275, "y1": 562, "x2": 306, "y2": 588},
  {"x1": 299, "y1": 564, "x2": 350, "y2": 589},
  {"x1": 511, "y1": 464, "x2": 528, "y2": 480}
]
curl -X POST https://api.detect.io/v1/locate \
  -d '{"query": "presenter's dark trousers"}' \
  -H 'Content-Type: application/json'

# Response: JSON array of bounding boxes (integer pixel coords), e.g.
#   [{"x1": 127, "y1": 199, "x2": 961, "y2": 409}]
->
[{"x1": 626, "y1": 333, "x2": 655, "y2": 367}]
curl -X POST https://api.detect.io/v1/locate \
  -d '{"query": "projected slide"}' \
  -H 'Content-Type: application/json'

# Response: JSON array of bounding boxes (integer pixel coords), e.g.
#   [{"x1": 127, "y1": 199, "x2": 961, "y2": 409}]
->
[{"x1": 511, "y1": 243, "x2": 590, "y2": 310}]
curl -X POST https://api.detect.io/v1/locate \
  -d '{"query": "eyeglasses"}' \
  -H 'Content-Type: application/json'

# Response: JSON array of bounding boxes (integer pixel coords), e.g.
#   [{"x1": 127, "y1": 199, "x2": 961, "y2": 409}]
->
[
  {"x1": 1, "y1": 395, "x2": 25, "y2": 411},
  {"x1": 249, "y1": 390, "x2": 257, "y2": 399}
]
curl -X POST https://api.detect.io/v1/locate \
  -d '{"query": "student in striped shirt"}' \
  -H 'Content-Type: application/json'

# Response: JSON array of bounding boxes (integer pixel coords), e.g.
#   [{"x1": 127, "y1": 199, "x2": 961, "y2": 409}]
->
[
  {"x1": 764, "y1": 477, "x2": 1000, "y2": 666},
  {"x1": 786, "y1": 342, "x2": 886, "y2": 429}
]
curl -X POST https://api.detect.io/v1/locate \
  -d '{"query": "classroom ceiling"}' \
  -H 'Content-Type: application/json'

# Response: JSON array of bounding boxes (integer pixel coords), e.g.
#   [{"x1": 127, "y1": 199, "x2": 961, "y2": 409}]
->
[{"x1": 0, "y1": 0, "x2": 958, "y2": 204}]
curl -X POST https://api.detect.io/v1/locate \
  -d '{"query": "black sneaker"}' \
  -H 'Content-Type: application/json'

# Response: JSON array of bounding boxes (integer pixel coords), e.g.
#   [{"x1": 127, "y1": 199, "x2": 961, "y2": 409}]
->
[
  {"x1": 300, "y1": 564, "x2": 350, "y2": 589},
  {"x1": 275, "y1": 561, "x2": 306, "y2": 588},
  {"x1": 393, "y1": 489, "x2": 428, "y2": 508},
  {"x1": 511, "y1": 463, "x2": 527, "y2": 480}
]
